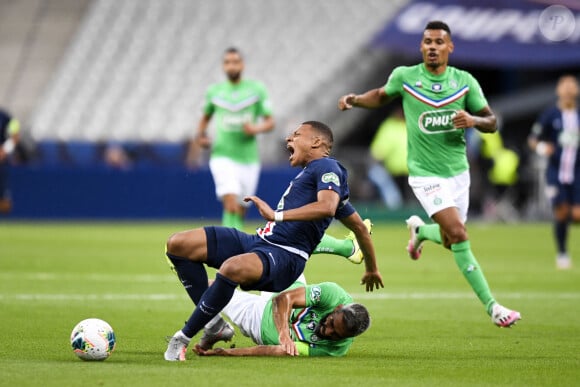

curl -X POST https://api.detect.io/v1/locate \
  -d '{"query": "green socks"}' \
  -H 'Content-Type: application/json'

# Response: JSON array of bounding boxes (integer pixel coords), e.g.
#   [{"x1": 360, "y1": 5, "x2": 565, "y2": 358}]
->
[
  {"x1": 313, "y1": 234, "x2": 354, "y2": 257},
  {"x1": 222, "y1": 211, "x2": 243, "y2": 230},
  {"x1": 451, "y1": 240, "x2": 496, "y2": 314},
  {"x1": 418, "y1": 223, "x2": 442, "y2": 245}
]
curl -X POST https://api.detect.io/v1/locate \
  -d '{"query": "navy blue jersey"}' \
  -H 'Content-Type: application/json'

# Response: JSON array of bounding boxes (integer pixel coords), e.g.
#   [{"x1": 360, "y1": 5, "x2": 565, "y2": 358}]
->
[
  {"x1": 531, "y1": 106, "x2": 580, "y2": 184},
  {"x1": 0, "y1": 109, "x2": 11, "y2": 143},
  {"x1": 256, "y1": 157, "x2": 355, "y2": 260}
]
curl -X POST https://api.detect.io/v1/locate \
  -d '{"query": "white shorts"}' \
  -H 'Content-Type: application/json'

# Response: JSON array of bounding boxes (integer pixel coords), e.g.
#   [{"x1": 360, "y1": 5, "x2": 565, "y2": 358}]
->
[
  {"x1": 408, "y1": 170, "x2": 470, "y2": 223},
  {"x1": 222, "y1": 290, "x2": 268, "y2": 345},
  {"x1": 209, "y1": 157, "x2": 260, "y2": 207},
  {"x1": 221, "y1": 273, "x2": 306, "y2": 346}
]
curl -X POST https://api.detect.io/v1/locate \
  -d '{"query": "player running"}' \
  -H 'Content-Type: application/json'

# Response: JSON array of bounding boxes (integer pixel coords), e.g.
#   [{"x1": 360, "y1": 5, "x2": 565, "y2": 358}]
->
[{"x1": 338, "y1": 20, "x2": 520, "y2": 328}]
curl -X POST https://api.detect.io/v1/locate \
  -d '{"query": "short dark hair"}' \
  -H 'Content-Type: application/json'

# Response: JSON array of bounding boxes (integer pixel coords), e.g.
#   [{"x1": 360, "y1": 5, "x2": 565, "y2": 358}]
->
[
  {"x1": 302, "y1": 120, "x2": 334, "y2": 148},
  {"x1": 224, "y1": 47, "x2": 243, "y2": 59},
  {"x1": 425, "y1": 20, "x2": 451, "y2": 36},
  {"x1": 341, "y1": 303, "x2": 371, "y2": 337},
  {"x1": 559, "y1": 74, "x2": 578, "y2": 84}
]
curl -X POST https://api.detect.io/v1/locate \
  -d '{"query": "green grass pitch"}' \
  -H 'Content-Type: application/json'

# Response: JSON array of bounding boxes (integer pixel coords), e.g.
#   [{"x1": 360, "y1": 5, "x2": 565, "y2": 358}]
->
[{"x1": 0, "y1": 221, "x2": 578, "y2": 386}]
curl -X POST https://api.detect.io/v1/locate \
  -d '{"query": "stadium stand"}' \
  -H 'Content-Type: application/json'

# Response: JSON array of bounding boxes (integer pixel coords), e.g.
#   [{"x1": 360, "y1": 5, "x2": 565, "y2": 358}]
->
[{"x1": 28, "y1": 0, "x2": 408, "y2": 165}]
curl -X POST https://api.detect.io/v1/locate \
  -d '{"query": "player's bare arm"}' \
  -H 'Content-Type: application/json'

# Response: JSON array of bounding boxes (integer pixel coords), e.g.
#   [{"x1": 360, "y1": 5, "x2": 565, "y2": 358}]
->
[
  {"x1": 453, "y1": 107, "x2": 497, "y2": 133},
  {"x1": 244, "y1": 189, "x2": 340, "y2": 222},
  {"x1": 339, "y1": 213, "x2": 384, "y2": 292},
  {"x1": 338, "y1": 88, "x2": 391, "y2": 110},
  {"x1": 271, "y1": 286, "x2": 307, "y2": 356},
  {"x1": 186, "y1": 114, "x2": 212, "y2": 167},
  {"x1": 193, "y1": 114, "x2": 212, "y2": 147},
  {"x1": 193, "y1": 344, "x2": 289, "y2": 356}
]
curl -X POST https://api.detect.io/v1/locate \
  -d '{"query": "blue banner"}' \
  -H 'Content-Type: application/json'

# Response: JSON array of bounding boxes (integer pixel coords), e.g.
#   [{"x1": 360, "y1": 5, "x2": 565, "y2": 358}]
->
[{"x1": 372, "y1": 0, "x2": 580, "y2": 68}]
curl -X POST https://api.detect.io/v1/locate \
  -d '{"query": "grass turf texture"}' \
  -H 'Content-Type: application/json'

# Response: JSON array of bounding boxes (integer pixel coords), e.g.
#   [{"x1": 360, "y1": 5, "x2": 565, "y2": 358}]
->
[{"x1": 0, "y1": 221, "x2": 578, "y2": 387}]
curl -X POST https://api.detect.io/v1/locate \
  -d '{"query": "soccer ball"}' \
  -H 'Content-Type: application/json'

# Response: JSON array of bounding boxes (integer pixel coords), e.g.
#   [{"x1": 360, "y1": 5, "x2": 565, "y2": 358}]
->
[{"x1": 70, "y1": 318, "x2": 116, "y2": 361}]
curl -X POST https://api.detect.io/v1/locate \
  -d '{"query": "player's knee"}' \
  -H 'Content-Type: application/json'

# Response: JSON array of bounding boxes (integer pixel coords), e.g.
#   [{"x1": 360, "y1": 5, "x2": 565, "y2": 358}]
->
[
  {"x1": 218, "y1": 262, "x2": 245, "y2": 284},
  {"x1": 222, "y1": 194, "x2": 240, "y2": 213},
  {"x1": 445, "y1": 222, "x2": 468, "y2": 244},
  {"x1": 166, "y1": 231, "x2": 192, "y2": 256}
]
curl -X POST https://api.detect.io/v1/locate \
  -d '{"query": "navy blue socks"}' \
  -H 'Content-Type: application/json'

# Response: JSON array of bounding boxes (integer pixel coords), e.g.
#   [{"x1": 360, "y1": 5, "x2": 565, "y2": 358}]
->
[
  {"x1": 166, "y1": 253, "x2": 208, "y2": 304},
  {"x1": 554, "y1": 220, "x2": 568, "y2": 254},
  {"x1": 181, "y1": 273, "x2": 238, "y2": 338}
]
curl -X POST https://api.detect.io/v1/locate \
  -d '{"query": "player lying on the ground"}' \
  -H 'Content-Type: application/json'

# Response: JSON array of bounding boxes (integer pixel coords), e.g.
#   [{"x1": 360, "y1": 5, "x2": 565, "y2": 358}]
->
[{"x1": 192, "y1": 278, "x2": 370, "y2": 357}]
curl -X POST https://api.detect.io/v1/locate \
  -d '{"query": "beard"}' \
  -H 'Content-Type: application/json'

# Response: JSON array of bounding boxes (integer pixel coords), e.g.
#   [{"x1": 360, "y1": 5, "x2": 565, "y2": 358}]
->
[
  {"x1": 314, "y1": 316, "x2": 328, "y2": 337},
  {"x1": 227, "y1": 71, "x2": 241, "y2": 82}
]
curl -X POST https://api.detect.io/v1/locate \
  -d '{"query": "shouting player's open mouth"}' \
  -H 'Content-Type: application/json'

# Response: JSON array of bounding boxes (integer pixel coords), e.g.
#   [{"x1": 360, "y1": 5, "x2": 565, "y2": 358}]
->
[{"x1": 287, "y1": 144, "x2": 295, "y2": 162}]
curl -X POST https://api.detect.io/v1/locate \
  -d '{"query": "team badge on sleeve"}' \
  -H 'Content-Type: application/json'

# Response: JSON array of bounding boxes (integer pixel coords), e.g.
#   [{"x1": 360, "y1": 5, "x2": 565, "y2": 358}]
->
[
  {"x1": 309, "y1": 286, "x2": 321, "y2": 303},
  {"x1": 321, "y1": 172, "x2": 340, "y2": 186}
]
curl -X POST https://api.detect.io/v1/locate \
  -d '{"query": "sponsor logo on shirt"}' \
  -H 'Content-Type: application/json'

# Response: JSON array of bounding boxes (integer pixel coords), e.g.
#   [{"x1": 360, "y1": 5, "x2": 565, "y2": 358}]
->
[
  {"x1": 558, "y1": 129, "x2": 579, "y2": 147},
  {"x1": 418, "y1": 110, "x2": 458, "y2": 134},
  {"x1": 221, "y1": 112, "x2": 253, "y2": 129}
]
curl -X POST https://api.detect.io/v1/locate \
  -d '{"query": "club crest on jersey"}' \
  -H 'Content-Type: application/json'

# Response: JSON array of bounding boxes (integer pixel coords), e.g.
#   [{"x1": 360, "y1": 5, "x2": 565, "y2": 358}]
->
[
  {"x1": 321, "y1": 172, "x2": 340, "y2": 186},
  {"x1": 309, "y1": 286, "x2": 321, "y2": 302},
  {"x1": 418, "y1": 109, "x2": 457, "y2": 134},
  {"x1": 431, "y1": 83, "x2": 442, "y2": 92},
  {"x1": 449, "y1": 80, "x2": 458, "y2": 89},
  {"x1": 415, "y1": 81, "x2": 422, "y2": 88}
]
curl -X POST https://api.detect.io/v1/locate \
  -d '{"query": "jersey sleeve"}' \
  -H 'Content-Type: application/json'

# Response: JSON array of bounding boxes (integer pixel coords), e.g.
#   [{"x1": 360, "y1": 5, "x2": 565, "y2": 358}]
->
[
  {"x1": 304, "y1": 282, "x2": 351, "y2": 308},
  {"x1": 384, "y1": 66, "x2": 405, "y2": 97},
  {"x1": 315, "y1": 159, "x2": 344, "y2": 196},
  {"x1": 256, "y1": 82, "x2": 273, "y2": 117},
  {"x1": 307, "y1": 340, "x2": 352, "y2": 357},
  {"x1": 465, "y1": 73, "x2": 489, "y2": 114},
  {"x1": 334, "y1": 200, "x2": 355, "y2": 220},
  {"x1": 294, "y1": 339, "x2": 351, "y2": 357}
]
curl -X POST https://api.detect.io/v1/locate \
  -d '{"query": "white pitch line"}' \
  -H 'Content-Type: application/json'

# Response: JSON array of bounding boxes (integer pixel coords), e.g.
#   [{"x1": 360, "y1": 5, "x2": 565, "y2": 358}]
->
[
  {"x1": 0, "y1": 272, "x2": 176, "y2": 282},
  {"x1": 1, "y1": 292, "x2": 579, "y2": 301},
  {"x1": 351, "y1": 292, "x2": 580, "y2": 300}
]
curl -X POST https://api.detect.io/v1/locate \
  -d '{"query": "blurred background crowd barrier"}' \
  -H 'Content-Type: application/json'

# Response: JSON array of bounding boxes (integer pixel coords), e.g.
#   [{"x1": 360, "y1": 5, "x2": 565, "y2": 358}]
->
[{"x1": 0, "y1": 0, "x2": 578, "y2": 220}]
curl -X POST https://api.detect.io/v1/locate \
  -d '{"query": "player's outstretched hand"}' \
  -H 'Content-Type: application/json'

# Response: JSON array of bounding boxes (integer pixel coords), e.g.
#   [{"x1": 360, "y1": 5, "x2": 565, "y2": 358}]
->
[
  {"x1": 244, "y1": 195, "x2": 275, "y2": 221},
  {"x1": 192, "y1": 344, "x2": 228, "y2": 356},
  {"x1": 278, "y1": 336, "x2": 299, "y2": 356},
  {"x1": 338, "y1": 94, "x2": 356, "y2": 110},
  {"x1": 360, "y1": 271, "x2": 384, "y2": 292}
]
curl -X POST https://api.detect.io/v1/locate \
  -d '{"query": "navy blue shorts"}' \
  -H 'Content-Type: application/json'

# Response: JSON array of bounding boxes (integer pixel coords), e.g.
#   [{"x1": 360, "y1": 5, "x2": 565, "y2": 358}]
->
[
  {"x1": 204, "y1": 226, "x2": 306, "y2": 293},
  {"x1": 549, "y1": 182, "x2": 580, "y2": 206},
  {"x1": 546, "y1": 167, "x2": 580, "y2": 206},
  {"x1": 0, "y1": 163, "x2": 8, "y2": 199}
]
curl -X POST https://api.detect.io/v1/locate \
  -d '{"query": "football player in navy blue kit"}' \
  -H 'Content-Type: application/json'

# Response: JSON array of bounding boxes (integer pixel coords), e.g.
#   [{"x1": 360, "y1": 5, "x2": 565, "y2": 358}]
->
[
  {"x1": 164, "y1": 121, "x2": 383, "y2": 361},
  {"x1": 0, "y1": 108, "x2": 20, "y2": 214},
  {"x1": 529, "y1": 75, "x2": 580, "y2": 270}
]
